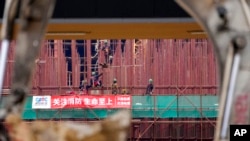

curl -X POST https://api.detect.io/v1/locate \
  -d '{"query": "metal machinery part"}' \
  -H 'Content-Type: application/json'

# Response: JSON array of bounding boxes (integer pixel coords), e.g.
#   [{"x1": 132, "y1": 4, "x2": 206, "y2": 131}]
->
[
  {"x1": 0, "y1": 0, "x2": 56, "y2": 140},
  {"x1": 0, "y1": 0, "x2": 19, "y2": 103},
  {"x1": 176, "y1": 0, "x2": 250, "y2": 140}
]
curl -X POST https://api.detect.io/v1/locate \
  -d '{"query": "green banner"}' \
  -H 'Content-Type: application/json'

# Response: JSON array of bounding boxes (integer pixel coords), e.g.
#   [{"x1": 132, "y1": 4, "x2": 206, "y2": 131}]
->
[{"x1": 0, "y1": 95, "x2": 218, "y2": 120}]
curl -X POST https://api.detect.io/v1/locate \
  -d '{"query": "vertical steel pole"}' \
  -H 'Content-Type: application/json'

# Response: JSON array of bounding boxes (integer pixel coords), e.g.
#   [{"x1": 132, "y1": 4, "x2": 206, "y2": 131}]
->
[
  {"x1": 86, "y1": 40, "x2": 91, "y2": 87},
  {"x1": 221, "y1": 52, "x2": 241, "y2": 139},
  {"x1": 0, "y1": 40, "x2": 10, "y2": 98},
  {"x1": 0, "y1": 0, "x2": 19, "y2": 100},
  {"x1": 71, "y1": 40, "x2": 77, "y2": 87}
]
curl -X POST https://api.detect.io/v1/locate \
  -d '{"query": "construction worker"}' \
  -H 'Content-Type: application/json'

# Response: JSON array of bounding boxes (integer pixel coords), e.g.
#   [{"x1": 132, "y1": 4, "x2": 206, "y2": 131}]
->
[
  {"x1": 90, "y1": 72, "x2": 103, "y2": 88},
  {"x1": 112, "y1": 78, "x2": 119, "y2": 94},
  {"x1": 79, "y1": 80, "x2": 88, "y2": 94},
  {"x1": 102, "y1": 40, "x2": 112, "y2": 64},
  {"x1": 145, "y1": 79, "x2": 154, "y2": 95},
  {"x1": 79, "y1": 80, "x2": 85, "y2": 90}
]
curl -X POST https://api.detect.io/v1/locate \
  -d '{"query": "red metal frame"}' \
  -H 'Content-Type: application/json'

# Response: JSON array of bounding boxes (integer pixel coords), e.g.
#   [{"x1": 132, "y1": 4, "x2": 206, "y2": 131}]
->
[{"x1": 1, "y1": 39, "x2": 218, "y2": 140}]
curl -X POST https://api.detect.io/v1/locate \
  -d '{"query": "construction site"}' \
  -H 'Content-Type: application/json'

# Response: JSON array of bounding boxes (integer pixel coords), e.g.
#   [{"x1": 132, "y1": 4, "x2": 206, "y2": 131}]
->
[
  {"x1": 1, "y1": 39, "x2": 218, "y2": 140},
  {"x1": 8, "y1": 0, "x2": 250, "y2": 141}
]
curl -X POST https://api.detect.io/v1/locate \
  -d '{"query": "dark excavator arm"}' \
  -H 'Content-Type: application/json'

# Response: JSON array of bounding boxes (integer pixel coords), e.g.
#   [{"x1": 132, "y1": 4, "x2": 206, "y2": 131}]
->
[{"x1": 0, "y1": 0, "x2": 56, "y2": 140}]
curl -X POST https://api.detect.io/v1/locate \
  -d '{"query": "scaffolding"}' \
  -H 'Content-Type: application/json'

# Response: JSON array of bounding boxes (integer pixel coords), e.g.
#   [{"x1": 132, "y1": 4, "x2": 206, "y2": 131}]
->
[{"x1": 0, "y1": 39, "x2": 218, "y2": 140}]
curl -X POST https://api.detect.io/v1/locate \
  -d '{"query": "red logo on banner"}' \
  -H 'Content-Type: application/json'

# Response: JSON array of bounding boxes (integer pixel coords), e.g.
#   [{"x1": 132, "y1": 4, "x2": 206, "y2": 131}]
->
[{"x1": 51, "y1": 95, "x2": 131, "y2": 109}]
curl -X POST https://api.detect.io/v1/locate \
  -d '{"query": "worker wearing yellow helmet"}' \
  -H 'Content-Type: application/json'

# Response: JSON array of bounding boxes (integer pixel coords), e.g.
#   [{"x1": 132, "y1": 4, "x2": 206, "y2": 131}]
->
[
  {"x1": 145, "y1": 78, "x2": 154, "y2": 95},
  {"x1": 112, "y1": 78, "x2": 118, "y2": 94}
]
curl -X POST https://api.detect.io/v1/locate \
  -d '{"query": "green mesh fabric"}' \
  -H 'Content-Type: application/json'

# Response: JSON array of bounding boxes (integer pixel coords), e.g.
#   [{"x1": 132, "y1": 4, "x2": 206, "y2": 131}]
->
[{"x1": 0, "y1": 95, "x2": 218, "y2": 120}]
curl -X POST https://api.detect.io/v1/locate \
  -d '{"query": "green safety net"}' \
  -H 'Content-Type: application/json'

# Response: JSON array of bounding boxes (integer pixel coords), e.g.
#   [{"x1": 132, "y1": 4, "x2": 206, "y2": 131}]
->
[{"x1": 0, "y1": 95, "x2": 218, "y2": 120}]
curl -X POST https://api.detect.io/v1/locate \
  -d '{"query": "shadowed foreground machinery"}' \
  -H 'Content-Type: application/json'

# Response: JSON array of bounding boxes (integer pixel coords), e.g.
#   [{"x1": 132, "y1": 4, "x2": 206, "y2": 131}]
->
[
  {"x1": 6, "y1": 110, "x2": 130, "y2": 141},
  {"x1": 1, "y1": 0, "x2": 250, "y2": 141},
  {"x1": 176, "y1": 0, "x2": 250, "y2": 140}
]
